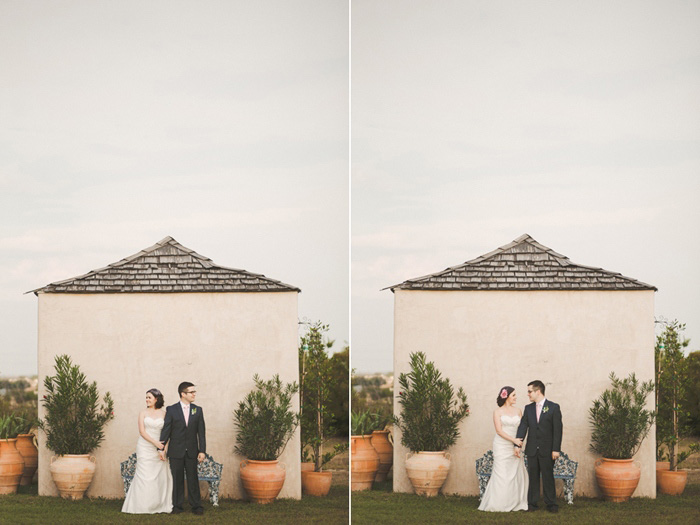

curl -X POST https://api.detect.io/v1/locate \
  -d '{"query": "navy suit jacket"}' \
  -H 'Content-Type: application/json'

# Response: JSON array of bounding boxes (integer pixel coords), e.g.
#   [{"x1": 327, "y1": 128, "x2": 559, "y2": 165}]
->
[
  {"x1": 516, "y1": 400, "x2": 562, "y2": 457},
  {"x1": 159, "y1": 402, "x2": 206, "y2": 459}
]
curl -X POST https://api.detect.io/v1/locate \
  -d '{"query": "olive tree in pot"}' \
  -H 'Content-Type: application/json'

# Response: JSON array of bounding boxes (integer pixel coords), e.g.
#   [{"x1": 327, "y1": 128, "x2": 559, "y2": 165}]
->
[
  {"x1": 234, "y1": 374, "x2": 299, "y2": 504},
  {"x1": 299, "y1": 321, "x2": 348, "y2": 496},
  {"x1": 0, "y1": 413, "x2": 26, "y2": 494},
  {"x1": 393, "y1": 352, "x2": 470, "y2": 496},
  {"x1": 589, "y1": 372, "x2": 654, "y2": 502},
  {"x1": 38, "y1": 355, "x2": 114, "y2": 500},
  {"x1": 655, "y1": 320, "x2": 699, "y2": 495}
]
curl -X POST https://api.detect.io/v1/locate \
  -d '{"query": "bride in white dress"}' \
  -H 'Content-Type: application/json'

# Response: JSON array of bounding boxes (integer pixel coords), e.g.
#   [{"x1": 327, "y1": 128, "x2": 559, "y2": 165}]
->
[
  {"x1": 122, "y1": 388, "x2": 173, "y2": 514},
  {"x1": 478, "y1": 386, "x2": 528, "y2": 512}
]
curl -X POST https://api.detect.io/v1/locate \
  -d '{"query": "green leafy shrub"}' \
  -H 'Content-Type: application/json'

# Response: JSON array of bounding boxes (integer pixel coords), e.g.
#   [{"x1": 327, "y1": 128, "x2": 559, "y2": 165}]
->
[
  {"x1": 393, "y1": 352, "x2": 469, "y2": 452},
  {"x1": 589, "y1": 372, "x2": 655, "y2": 459},
  {"x1": 0, "y1": 413, "x2": 25, "y2": 440},
  {"x1": 234, "y1": 374, "x2": 300, "y2": 461},
  {"x1": 39, "y1": 355, "x2": 114, "y2": 455}
]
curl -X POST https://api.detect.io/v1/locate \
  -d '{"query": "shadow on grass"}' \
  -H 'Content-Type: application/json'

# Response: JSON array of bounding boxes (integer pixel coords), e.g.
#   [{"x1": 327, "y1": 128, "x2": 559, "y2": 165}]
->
[
  {"x1": 0, "y1": 483, "x2": 348, "y2": 525},
  {"x1": 351, "y1": 480, "x2": 700, "y2": 525}
]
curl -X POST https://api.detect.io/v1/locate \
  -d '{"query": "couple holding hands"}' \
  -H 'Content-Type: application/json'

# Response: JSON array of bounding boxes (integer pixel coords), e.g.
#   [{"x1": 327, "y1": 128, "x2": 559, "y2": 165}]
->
[{"x1": 121, "y1": 382, "x2": 206, "y2": 515}]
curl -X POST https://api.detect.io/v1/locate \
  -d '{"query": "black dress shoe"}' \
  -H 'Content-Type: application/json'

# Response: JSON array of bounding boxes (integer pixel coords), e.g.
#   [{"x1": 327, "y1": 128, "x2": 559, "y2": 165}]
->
[
  {"x1": 527, "y1": 506, "x2": 539, "y2": 512},
  {"x1": 547, "y1": 506, "x2": 559, "y2": 513},
  {"x1": 171, "y1": 508, "x2": 183, "y2": 514},
  {"x1": 193, "y1": 507, "x2": 204, "y2": 515}
]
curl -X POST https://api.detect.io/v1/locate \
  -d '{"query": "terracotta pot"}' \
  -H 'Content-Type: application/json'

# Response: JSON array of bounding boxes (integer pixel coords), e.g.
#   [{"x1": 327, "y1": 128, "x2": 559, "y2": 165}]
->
[
  {"x1": 15, "y1": 434, "x2": 38, "y2": 486},
  {"x1": 405, "y1": 450, "x2": 451, "y2": 497},
  {"x1": 0, "y1": 439, "x2": 25, "y2": 495},
  {"x1": 49, "y1": 454, "x2": 96, "y2": 500},
  {"x1": 594, "y1": 458, "x2": 641, "y2": 502},
  {"x1": 239, "y1": 459, "x2": 286, "y2": 504},
  {"x1": 301, "y1": 462, "x2": 315, "y2": 472},
  {"x1": 656, "y1": 461, "x2": 670, "y2": 492},
  {"x1": 301, "y1": 470, "x2": 332, "y2": 496},
  {"x1": 350, "y1": 435, "x2": 379, "y2": 491},
  {"x1": 370, "y1": 430, "x2": 393, "y2": 482},
  {"x1": 657, "y1": 469, "x2": 687, "y2": 495}
]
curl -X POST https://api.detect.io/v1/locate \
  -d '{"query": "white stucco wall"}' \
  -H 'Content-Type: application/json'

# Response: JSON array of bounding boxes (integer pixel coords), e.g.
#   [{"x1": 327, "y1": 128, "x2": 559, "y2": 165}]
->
[
  {"x1": 37, "y1": 292, "x2": 301, "y2": 500},
  {"x1": 392, "y1": 289, "x2": 656, "y2": 498}
]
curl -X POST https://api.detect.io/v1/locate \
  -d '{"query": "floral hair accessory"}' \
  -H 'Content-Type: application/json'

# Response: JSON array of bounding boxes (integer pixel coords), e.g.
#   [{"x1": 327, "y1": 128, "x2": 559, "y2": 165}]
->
[{"x1": 500, "y1": 388, "x2": 508, "y2": 399}]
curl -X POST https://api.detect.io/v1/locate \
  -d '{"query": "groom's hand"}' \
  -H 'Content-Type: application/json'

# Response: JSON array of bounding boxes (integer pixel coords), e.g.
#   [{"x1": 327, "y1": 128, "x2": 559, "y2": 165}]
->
[
  {"x1": 552, "y1": 451, "x2": 560, "y2": 461},
  {"x1": 198, "y1": 453, "x2": 205, "y2": 463},
  {"x1": 158, "y1": 450, "x2": 166, "y2": 461},
  {"x1": 514, "y1": 447, "x2": 521, "y2": 458}
]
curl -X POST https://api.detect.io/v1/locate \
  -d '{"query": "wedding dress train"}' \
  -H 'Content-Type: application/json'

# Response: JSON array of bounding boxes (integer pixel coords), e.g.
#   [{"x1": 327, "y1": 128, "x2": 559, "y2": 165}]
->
[
  {"x1": 121, "y1": 417, "x2": 173, "y2": 514},
  {"x1": 478, "y1": 414, "x2": 528, "y2": 512}
]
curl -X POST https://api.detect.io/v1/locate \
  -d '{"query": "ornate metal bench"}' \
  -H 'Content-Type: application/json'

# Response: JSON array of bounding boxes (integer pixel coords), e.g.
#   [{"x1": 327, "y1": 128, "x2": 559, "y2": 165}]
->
[
  {"x1": 475, "y1": 450, "x2": 577, "y2": 504},
  {"x1": 120, "y1": 452, "x2": 223, "y2": 506}
]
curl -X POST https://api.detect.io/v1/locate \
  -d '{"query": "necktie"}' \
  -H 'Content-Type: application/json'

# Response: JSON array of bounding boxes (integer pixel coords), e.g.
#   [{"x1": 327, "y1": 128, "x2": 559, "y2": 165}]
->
[
  {"x1": 536, "y1": 403, "x2": 542, "y2": 423},
  {"x1": 183, "y1": 405, "x2": 190, "y2": 426}
]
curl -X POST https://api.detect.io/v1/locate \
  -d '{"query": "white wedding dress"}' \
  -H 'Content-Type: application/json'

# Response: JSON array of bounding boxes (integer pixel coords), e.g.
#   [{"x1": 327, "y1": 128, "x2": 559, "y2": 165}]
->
[
  {"x1": 478, "y1": 414, "x2": 529, "y2": 512},
  {"x1": 121, "y1": 417, "x2": 173, "y2": 514}
]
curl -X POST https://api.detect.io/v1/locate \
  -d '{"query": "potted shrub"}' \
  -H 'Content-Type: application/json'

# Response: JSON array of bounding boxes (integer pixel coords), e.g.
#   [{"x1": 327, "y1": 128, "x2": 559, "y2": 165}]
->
[
  {"x1": 0, "y1": 413, "x2": 25, "y2": 494},
  {"x1": 39, "y1": 355, "x2": 114, "y2": 500},
  {"x1": 14, "y1": 413, "x2": 38, "y2": 486},
  {"x1": 350, "y1": 410, "x2": 380, "y2": 491},
  {"x1": 589, "y1": 372, "x2": 655, "y2": 502},
  {"x1": 234, "y1": 374, "x2": 299, "y2": 504},
  {"x1": 299, "y1": 321, "x2": 348, "y2": 496},
  {"x1": 655, "y1": 320, "x2": 698, "y2": 495},
  {"x1": 393, "y1": 352, "x2": 470, "y2": 497}
]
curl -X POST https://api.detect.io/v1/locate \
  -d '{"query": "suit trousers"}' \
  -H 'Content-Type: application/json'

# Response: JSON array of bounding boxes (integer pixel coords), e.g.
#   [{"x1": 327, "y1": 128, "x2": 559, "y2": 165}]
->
[
  {"x1": 169, "y1": 455, "x2": 202, "y2": 511},
  {"x1": 526, "y1": 453, "x2": 557, "y2": 509}
]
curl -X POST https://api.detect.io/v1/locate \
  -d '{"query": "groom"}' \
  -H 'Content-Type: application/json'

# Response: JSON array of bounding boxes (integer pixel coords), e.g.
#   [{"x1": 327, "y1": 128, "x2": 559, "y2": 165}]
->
[
  {"x1": 515, "y1": 380, "x2": 562, "y2": 513},
  {"x1": 159, "y1": 382, "x2": 206, "y2": 515}
]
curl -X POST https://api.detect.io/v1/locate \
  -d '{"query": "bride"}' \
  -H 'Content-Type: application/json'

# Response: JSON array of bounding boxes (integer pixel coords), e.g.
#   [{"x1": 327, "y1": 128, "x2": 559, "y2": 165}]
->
[
  {"x1": 121, "y1": 388, "x2": 173, "y2": 514},
  {"x1": 477, "y1": 386, "x2": 528, "y2": 512}
]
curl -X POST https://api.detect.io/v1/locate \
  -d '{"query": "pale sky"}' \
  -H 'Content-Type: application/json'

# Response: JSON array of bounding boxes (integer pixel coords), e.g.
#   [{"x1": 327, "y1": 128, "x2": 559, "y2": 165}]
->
[
  {"x1": 0, "y1": 1, "x2": 349, "y2": 376},
  {"x1": 352, "y1": 1, "x2": 700, "y2": 372}
]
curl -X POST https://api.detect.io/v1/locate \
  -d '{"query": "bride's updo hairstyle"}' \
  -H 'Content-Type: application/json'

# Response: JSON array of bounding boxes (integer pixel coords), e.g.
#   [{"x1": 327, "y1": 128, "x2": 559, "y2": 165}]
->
[
  {"x1": 496, "y1": 386, "x2": 515, "y2": 407},
  {"x1": 147, "y1": 388, "x2": 164, "y2": 409}
]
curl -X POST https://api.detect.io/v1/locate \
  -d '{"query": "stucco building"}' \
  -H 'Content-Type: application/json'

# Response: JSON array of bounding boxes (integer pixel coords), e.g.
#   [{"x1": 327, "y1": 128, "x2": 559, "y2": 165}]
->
[
  {"x1": 32, "y1": 236, "x2": 301, "y2": 499},
  {"x1": 388, "y1": 234, "x2": 657, "y2": 498}
]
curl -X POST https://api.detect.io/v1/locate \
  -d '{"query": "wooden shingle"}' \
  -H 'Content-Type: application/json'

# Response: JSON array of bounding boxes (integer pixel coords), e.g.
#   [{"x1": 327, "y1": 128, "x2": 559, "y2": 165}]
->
[
  {"x1": 387, "y1": 234, "x2": 656, "y2": 292},
  {"x1": 30, "y1": 237, "x2": 300, "y2": 294}
]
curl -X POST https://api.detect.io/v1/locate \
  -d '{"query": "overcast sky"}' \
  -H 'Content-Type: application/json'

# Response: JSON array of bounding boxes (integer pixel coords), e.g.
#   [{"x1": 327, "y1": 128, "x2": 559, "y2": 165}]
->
[
  {"x1": 352, "y1": 1, "x2": 700, "y2": 372},
  {"x1": 0, "y1": 1, "x2": 348, "y2": 376}
]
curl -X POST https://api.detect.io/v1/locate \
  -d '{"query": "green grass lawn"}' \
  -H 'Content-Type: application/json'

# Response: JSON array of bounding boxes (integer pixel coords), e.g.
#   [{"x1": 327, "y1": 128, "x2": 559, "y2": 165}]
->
[
  {"x1": 0, "y1": 484, "x2": 349, "y2": 525},
  {"x1": 351, "y1": 480, "x2": 700, "y2": 525}
]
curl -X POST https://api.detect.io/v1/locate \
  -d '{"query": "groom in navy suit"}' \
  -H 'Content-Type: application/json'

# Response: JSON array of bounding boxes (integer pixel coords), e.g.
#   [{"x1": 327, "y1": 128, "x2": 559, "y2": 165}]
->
[
  {"x1": 159, "y1": 382, "x2": 206, "y2": 515},
  {"x1": 515, "y1": 380, "x2": 562, "y2": 513}
]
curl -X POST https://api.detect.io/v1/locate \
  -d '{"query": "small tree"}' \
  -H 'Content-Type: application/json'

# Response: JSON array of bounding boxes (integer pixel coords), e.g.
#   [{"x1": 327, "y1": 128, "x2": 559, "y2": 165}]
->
[
  {"x1": 39, "y1": 355, "x2": 114, "y2": 455},
  {"x1": 299, "y1": 321, "x2": 347, "y2": 471},
  {"x1": 393, "y1": 352, "x2": 469, "y2": 452},
  {"x1": 655, "y1": 320, "x2": 693, "y2": 470}
]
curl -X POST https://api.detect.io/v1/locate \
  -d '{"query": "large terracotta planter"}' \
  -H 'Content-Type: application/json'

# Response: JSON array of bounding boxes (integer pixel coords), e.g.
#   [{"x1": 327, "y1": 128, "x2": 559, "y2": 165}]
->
[
  {"x1": 656, "y1": 461, "x2": 670, "y2": 492},
  {"x1": 370, "y1": 430, "x2": 393, "y2": 482},
  {"x1": 594, "y1": 458, "x2": 641, "y2": 502},
  {"x1": 49, "y1": 454, "x2": 96, "y2": 500},
  {"x1": 240, "y1": 459, "x2": 286, "y2": 504},
  {"x1": 0, "y1": 439, "x2": 25, "y2": 495},
  {"x1": 15, "y1": 434, "x2": 38, "y2": 486},
  {"x1": 301, "y1": 470, "x2": 332, "y2": 496},
  {"x1": 301, "y1": 461, "x2": 315, "y2": 472},
  {"x1": 350, "y1": 435, "x2": 379, "y2": 491},
  {"x1": 405, "y1": 450, "x2": 451, "y2": 497},
  {"x1": 657, "y1": 469, "x2": 687, "y2": 495}
]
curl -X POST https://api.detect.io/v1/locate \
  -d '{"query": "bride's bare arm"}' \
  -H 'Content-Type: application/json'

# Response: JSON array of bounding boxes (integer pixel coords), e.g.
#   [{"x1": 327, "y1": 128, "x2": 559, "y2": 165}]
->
[
  {"x1": 493, "y1": 410, "x2": 521, "y2": 445},
  {"x1": 138, "y1": 411, "x2": 164, "y2": 449}
]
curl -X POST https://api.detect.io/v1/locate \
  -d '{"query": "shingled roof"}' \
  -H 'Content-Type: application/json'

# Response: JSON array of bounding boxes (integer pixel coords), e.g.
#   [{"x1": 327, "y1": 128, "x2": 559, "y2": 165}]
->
[
  {"x1": 30, "y1": 237, "x2": 300, "y2": 294},
  {"x1": 387, "y1": 234, "x2": 656, "y2": 292}
]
